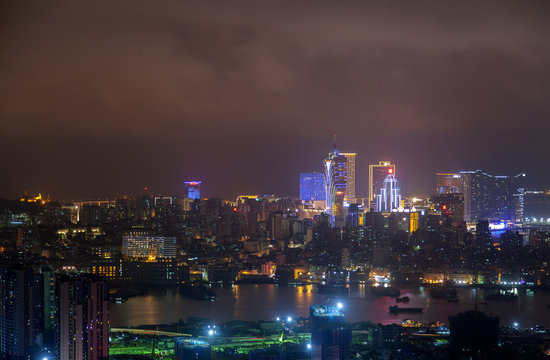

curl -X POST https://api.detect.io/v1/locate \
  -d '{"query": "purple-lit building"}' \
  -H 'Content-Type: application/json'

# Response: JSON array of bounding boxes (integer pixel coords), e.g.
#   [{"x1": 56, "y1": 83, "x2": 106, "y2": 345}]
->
[{"x1": 184, "y1": 181, "x2": 201, "y2": 200}]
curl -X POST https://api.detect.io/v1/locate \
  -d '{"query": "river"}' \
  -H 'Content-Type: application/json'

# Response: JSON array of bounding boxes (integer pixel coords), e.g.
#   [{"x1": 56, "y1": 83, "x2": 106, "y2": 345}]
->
[{"x1": 110, "y1": 284, "x2": 550, "y2": 329}]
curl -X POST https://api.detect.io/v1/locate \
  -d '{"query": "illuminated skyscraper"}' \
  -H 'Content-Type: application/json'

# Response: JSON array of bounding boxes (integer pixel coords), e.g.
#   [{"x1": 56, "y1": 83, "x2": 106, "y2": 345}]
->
[
  {"x1": 310, "y1": 305, "x2": 351, "y2": 360},
  {"x1": 122, "y1": 231, "x2": 177, "y2": 259},
  {"x1": 369, "y1": 161, "x2": 396, "y2": 210},
  {"x1": 460, "y1": 170, "x2": 525, "y2": 222},
  {"x1": 184, "y1": 181, "x2": 201, "y2": 200},
  {"x1": 300, "y1": 173, "x2": 325, "y2": 201},
  {"x1": 57, "y1": 275, "x2": 109, "y2": 360},
  {"x1": 377, "y1": 174, "x2": 401, "y2": 212},
  {"x1": 0, "y1": 266, "x2": 34, "y2": 359},
  {"x1": 340, "y1": 153, "x2": 356, "y2": 202},
  {"x1": 324, "y1": 147, "x2": 347, "y2": 228},
  {"x1": 436, "y1": 173, "x2": 462, "y2": 194}
]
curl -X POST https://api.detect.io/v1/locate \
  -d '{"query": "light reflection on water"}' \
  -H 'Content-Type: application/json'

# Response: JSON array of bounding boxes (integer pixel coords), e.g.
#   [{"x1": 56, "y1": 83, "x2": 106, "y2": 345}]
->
[{"x1": 110, "y1": 284, "x2": 550, "y2": 328}]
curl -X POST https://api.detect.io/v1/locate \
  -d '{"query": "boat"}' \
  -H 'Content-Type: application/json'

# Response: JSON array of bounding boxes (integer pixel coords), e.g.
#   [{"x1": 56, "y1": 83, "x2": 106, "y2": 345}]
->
[
  {"x1": 371, "y1": 286, "x2": 400, "y2": 297},
  {"x1": 485, "y1": 291, "x2": 518, "y2": 301},
  {"x1": 180, "y1": 283, "x2": 216, "y2": 301},
  {"x1": 396, "y1": 296, "x2": 409, "y2": 303},
  {"x1": 429, "y1": 287, "x2": 457, "y2": 299},
  {"x1": 317, "y1": 283, "x2": 349, "y2": 297},
  {"x1": 389, "y1": 305, "x2": 423, "y2": 313}
]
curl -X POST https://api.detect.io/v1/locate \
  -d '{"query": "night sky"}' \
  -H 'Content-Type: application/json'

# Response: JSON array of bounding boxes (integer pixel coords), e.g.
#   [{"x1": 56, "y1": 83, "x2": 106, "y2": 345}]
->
[{"x1": 1, "y1": 1, "x2": 550, "y2": 200}]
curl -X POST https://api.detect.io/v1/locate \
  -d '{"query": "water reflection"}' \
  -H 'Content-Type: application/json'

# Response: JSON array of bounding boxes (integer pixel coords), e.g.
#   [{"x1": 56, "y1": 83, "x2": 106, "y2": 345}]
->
[{"x1": 109, "y1": 284, "x2": 550, "y2": 329}]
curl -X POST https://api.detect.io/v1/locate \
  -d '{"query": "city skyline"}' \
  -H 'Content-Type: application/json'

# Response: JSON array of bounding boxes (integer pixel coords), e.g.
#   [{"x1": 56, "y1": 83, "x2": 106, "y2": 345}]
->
[
  {"x1": 3, "y1": 2, "x2": 550, "y2": 359},
  {"x1": 2, "y1": 1, "x2": 550, "y2": 199}
]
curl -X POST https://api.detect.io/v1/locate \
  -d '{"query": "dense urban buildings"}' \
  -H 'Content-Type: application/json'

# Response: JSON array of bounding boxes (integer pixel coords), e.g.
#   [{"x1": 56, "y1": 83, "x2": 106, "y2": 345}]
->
[
  {"x1": 1, "y1": 151, "x2": 550, "y2": 359},
  {"x1": 3, "y1": 1, "x2": 550, "y2": 358}
]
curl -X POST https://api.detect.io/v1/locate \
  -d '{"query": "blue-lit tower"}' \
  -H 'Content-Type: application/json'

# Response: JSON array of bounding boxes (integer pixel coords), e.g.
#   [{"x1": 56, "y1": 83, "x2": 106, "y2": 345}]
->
[
  {"x1": 184, "y1": 181, "x2": 201, "y2": 200},
  {"x1": 377, "y1": 174, "x2": 401, "y2": 212},
  {"x1": 300, "y1": 173, "x2": 325, "y2": 201}
]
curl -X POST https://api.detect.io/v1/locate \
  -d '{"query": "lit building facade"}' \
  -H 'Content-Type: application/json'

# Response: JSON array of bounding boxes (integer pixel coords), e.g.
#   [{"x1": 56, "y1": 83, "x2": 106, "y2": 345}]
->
[
  {"x1": 0, "y1": 266, "x2": 57, "y2": 360},
  {"x1": 340, "y1": 153, "x2": 356, "y2": 202},
  {"x1": 175, "y1": 338, "x2": 211, "y2": 360},
  {"x1": 436, "y1": 173, "x2": 462, "y2": 194},
  {"x1": 184, "y1": 181, "x2": 201, "y2": 200},
  {"x1": 369, "y1": 162, "x2": 396, "y2": 210},
  {"x1": 460, "y1": 170, "x2": 525, "y2": 222},
  {"x1": 0, "y1": 267, "x2": 33, "y2": 359},
  {"x1": 122, "y1": 231, "x2": 177, "y2": 259},
  {"x1": 56, "y1": 275, "x2": 109, "y2": 360},
  {"x1": 523, "y1": 190, "x2": 550, "y2": 224},
  {"x1": 377, "y1": 174, "x2": 401, "y2": 212},
  {"x1": 300, "y1": 173, "x2": 325, "y2": 201},
  {"x1": 310, "y1": 305, "x2": 351, "y2": 360},
  {"x1": 324, "y1": 148, "x2": 348, "y2": 228}
]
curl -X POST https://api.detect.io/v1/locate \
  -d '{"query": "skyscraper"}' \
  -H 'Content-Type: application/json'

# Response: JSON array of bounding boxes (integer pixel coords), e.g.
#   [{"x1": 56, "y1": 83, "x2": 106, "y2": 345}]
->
[
  {"x1": 460, "y1": 170, "x2": 525, "y2": 222},
  {"x1": 436, "y1": 173, "x2": 462, "y2": 194},
  {"x1": 310, "y1": 305, "x2": 351, "y2": 360},
  {"x1": 300, "y1": 173, "x2": 325, "y2": 201},
  {"x1": 369, "y1": 161, "x2": 396, "y2": 210},
  {"x1": 56, "y1": 275, "x2": 109, "y2": 360},
  {"x1": 0, "y1": 266, "x2": 57, "y2": 360},
  {"x1": 1, "y1": 266, "x2": 33, "y2": 360},
  {"x1": 184, "y1": 181, "x2": 201, "y2": 200},
  {"x1": 324, "y1": 148, "x2": 348, "y2": 228},
  {"x1": 174, "y1": 338, "x2": 211, "y2": 360},
  {"x1": 122, "y1": 231, "x2": 177, "y2": 259},
  {"x1": 339, "y1": 153, "x2": 356, "y2": 202},
  {"x1": 376, "y1": 174, "x2": 401, "y2": 212}
]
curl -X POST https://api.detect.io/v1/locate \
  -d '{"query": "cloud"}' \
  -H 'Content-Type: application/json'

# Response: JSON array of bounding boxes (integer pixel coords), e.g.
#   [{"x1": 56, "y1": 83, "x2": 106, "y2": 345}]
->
[{"x1": 1, "y1": 0, "x2": 549, "y2": 198}]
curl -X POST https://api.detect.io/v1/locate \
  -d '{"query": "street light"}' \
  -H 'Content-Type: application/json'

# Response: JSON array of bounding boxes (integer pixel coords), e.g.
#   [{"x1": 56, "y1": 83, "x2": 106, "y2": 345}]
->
[
  {"x1": 307, "y1": 343, "x2": 312, "y2": 350},
  {"x1": 337, "y1": 302, "x2": 343, "y2": 310},
  {"x1": 287, "y1": 316, "x2": 292, "y2": 322},
  {"x1": 276, "y1": 317, "x2": 280, "y2": 321}
]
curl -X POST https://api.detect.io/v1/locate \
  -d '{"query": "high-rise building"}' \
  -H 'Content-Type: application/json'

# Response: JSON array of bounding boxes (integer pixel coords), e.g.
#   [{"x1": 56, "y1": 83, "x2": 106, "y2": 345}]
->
[
  {"x1": 184, "y1": 181, "x2": 201, "y2": 200},
  {"x1": 523, "y1": 190, "x2": 550, "y2": 225},
  {"x1": 436, "y1": 173, "x2": 462, "y2": 194},
  {"x1": 339, "y1": 153, "x2": 356, "y2": 202},
  {"x1": 460, "y1": 170, "x2": 525, "y2": 222},
  {"x1": 122, "y1": 231, "x2": 177, "y2": 259},
  {"x1": 1, "y1": 266, "x2": 34, "y2": 360},
  {"x1": 431, "y1": 193, "x2": 465, "y2": 227},
  {"x1": 324, "y1": 148, "x2": 348, "y2": 228},
  {"x1": 56, "y1": 275, "x2": 109, "y2": 360},
  {"x1": 376, "y1": 174, "x2": 401, "y2": 212},
  {"x1": 369, "y1": 162, "x2": 396, "y2": 210},
  {"x1": 310, "y1": 305, "x2": 351, "y2": 360},
  {"x1": 0, "y1": 266, "x2": 57, "y2": 360},
  {"x1": 300, "y1": 173, "x2": 325, "y2": 201},
  {"x1": 174, "y1": 338, "x2": 211, "y2": 360}
]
